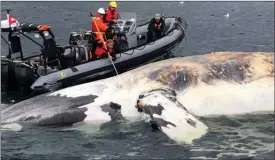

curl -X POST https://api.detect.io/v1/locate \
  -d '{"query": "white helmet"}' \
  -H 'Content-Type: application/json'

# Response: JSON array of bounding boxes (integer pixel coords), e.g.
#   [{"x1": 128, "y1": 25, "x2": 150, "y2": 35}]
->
[{"x1": 98, "y1": 8, "x2": 105, "y2": 14}]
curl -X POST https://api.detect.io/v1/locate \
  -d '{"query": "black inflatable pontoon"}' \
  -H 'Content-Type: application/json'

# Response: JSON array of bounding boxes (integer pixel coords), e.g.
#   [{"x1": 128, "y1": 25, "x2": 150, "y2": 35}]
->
[{"x1": 1, "y1": 12, "x2": 187, "y2": 93}]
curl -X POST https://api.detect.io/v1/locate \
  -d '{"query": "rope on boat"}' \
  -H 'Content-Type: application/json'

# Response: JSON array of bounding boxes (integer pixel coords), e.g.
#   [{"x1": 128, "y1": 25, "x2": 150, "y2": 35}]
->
[{"x1": 170, "y1": 21, "x2": 187, "y2": 52}]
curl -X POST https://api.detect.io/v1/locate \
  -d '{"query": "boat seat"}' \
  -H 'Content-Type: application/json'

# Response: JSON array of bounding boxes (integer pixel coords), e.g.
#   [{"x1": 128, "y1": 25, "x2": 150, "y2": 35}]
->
[
  {"x1": 42, "y1": 38, "x2": 62, "y2": 68},
  {"x1": 7, "y1": 35, "x2": 23, "y2": 59}
]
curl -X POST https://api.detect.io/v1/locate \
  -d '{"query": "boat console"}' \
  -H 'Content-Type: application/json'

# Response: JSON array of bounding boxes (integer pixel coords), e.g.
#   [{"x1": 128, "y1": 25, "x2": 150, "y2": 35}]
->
[
  {"x1": 114, "y1": 19, "x2": 135, "y2": 35},
  {"x1": 112, "y1": 12, "x2": 138, "y2": 51}
]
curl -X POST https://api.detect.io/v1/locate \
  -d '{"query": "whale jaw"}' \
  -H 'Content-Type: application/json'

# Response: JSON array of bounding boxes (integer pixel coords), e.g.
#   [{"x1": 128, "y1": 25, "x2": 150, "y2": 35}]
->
[{"x1": 137, "y1": 88, "x2": 208, "y2": 144}]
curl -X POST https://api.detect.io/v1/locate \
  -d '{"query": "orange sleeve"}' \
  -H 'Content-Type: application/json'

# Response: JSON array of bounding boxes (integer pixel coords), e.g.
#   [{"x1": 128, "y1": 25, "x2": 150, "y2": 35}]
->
[{"x1": 98, "y1": 20, "x2": 107, "y2": 32}]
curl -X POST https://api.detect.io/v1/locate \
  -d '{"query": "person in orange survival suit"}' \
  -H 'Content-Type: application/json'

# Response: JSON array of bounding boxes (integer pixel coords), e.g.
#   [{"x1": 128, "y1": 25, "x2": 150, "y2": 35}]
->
[
  {"x1": 91, "y1": 8, "x2": 108, "y2": 33},
  {"x1": 95, "y1": 39, "x2": 116, "y2": 61},
  {"x1": 90, "y1": 8, "x2": 108, "y2": 60},
  {"x1": 104, "y1": 1, "x2": 119, "y2": 24}
]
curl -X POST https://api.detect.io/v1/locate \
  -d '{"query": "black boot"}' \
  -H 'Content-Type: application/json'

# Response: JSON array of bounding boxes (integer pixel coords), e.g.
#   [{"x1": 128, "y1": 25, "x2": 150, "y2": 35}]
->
[{"x1": 111, "y1": 54, "x2": 116, "y2": 61}]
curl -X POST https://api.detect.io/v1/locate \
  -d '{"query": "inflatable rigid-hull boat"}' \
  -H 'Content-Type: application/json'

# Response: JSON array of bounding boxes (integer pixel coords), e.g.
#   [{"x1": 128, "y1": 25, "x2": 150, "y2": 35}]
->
[{"x1": 1, "y1": 13, "x2": 186, "y2": 93}]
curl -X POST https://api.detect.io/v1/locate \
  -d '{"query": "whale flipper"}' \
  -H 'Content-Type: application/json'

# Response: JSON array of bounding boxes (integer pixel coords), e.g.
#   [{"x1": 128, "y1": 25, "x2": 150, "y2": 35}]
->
[{"x1": 137, "y1": 88, "x2": 208, "y2": 144}]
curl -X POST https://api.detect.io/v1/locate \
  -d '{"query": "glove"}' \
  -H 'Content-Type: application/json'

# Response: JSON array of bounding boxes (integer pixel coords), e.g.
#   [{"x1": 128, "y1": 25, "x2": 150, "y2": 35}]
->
[{"x1": 103, "y1": 53, "x2": 109, "y2": 59}]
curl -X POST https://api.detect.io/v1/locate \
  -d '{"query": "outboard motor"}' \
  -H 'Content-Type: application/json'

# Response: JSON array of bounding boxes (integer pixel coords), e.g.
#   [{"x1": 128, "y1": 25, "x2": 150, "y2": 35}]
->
[
  {"x1": 69, "y1": 31, "x2": 93, "y2": 48},
  {"x1": 84, "y1": 31, "x2": 93, "y2": 42},
  {"x1": 69, "y1": 32, "x2": 81, "y2": 45}
]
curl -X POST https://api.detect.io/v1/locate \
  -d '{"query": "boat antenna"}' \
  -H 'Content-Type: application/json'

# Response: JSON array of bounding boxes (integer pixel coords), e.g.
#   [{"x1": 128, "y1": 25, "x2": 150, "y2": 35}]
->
[
  {"x1": 4, "y1": 9, "x2": 16, "y2": 59},
  {"x1": 6, "y1": 9, "x2": 11, "y2": 14},
  {"x1": 90, "y1": 12, "x2": 119, "y2": 76}
]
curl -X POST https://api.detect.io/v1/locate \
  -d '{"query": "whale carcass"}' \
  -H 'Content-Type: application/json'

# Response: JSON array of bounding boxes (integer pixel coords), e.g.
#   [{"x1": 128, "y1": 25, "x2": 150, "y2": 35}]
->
[{"x1": 1, "y1": 51, "x2": 274, "y2": 144}]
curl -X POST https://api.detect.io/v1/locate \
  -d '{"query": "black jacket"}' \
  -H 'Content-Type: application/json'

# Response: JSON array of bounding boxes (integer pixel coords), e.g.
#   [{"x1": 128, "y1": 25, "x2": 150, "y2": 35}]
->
[
  {"x1": 148, "y1": 17, "x2": 165, "y2": 32},
  {"x1": 105, "y1": 27, "x2": 114, "y2": 40}
]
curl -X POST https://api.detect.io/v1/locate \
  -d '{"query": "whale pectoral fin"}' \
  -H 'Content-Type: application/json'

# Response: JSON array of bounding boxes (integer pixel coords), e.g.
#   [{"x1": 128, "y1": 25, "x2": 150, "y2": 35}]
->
[{"x1": 137, "y1": 88, "x2": 209, "y2": 144}]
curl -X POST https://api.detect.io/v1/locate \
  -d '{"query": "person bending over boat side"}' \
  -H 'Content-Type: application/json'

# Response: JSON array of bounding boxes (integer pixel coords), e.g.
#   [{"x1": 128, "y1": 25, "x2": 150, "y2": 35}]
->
[
  {"x1": 104, "y1": 1, "x2": 119, "y2": 24},
  {"x1": 105, "y1": 21, "x2": 118, "y2": 41},
  {"x1": 95, "y1": 39, "x2": 116, "y2": 61},
  {"x1": 147, "y1": 13, "x2": 165, "y2": 43},
  {"x1": 105, "y1": 21, "x2": 118, "y2": 51}
]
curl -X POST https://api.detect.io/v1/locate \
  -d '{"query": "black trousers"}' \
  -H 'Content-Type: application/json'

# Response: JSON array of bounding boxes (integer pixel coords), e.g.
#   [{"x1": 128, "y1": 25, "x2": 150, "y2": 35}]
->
[{"x1": 147, "y1": 30, "x2": 162, "y2": 43}]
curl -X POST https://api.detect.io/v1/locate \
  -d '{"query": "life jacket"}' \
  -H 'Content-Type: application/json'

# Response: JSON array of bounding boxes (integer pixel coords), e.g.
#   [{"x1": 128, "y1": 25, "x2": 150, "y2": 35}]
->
[
  {"x1": 91, "y1": 13, "x2": 107, "y2": 32},
  {"x1": 154, "y1": 21, "x2": 162, "y2": 30},
  {"x1": 105, "y1": 7, "x2": 118, "y2": 23}
]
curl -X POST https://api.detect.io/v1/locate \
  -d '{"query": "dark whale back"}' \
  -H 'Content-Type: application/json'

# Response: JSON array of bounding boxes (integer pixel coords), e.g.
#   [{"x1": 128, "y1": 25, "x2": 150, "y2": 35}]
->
[{"x1": 1, "y1": 93, "x2": 98, "y2": 126}]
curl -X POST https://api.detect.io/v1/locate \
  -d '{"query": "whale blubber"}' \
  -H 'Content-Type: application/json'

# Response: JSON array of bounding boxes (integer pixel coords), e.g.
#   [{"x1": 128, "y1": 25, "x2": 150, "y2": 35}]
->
[
  {"x1": 148, "y1": 52, "x2": 274, "y2": 91},
  {"x1": 148, "y1": 65, "x2": 200, "y2": 91}
]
